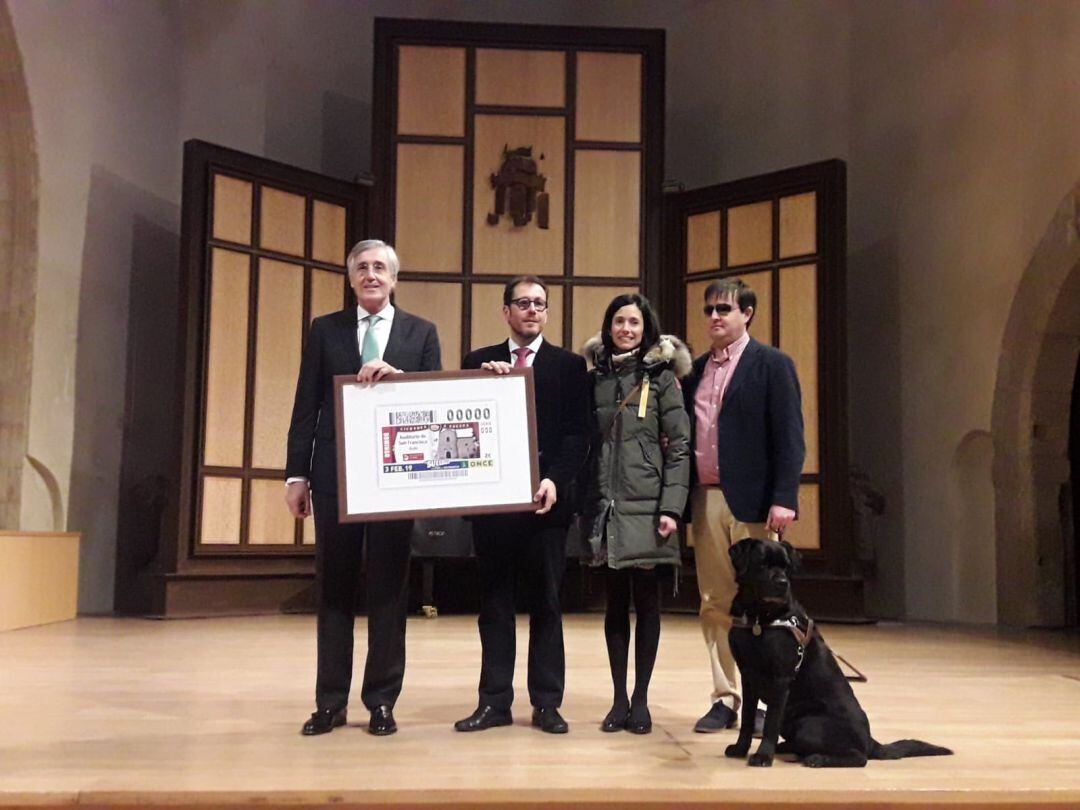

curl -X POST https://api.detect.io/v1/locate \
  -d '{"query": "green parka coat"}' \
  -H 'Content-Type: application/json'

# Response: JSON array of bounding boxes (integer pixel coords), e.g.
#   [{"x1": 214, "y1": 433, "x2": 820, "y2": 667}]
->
[{"x1": 583, "y1": 334, "x2": 692, "y2": 569}]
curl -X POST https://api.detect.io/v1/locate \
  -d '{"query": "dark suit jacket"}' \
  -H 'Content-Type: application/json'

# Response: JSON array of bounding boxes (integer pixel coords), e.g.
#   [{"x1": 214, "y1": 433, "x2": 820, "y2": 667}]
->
[
  {"x1": 683, "y1": 337, "x2": 805, "y2": 524},
  {"x1": 463, "y1": 339, "x2": 590, "y2": 527},
  {"x1": 286, "y1": 306, "x2": 441, "y2": 495}
]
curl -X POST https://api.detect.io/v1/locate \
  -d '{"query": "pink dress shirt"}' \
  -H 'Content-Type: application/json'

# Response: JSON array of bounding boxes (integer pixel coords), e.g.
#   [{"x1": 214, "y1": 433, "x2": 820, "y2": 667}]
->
[{"x1": 693, "y1": 331, "x2": 751, "y2": 485}]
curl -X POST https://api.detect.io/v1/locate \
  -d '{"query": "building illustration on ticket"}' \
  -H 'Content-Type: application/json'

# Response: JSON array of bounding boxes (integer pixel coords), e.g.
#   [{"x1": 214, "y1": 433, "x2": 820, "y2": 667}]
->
[{"x1": 375, "y1": 401, "x2": 501, "y2": 488}]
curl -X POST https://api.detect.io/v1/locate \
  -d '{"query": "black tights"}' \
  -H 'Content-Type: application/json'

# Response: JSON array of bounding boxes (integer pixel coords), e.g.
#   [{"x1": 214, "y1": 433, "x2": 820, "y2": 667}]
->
[{"x1": 604, "y1": 567, "x2": 661, "y2": 716}]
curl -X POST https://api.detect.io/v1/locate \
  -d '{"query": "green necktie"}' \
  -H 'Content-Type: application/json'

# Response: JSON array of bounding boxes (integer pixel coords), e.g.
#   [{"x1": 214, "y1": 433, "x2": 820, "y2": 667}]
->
[{"x1": 361, "y1": 314, "x2": 381, "y2": 364}]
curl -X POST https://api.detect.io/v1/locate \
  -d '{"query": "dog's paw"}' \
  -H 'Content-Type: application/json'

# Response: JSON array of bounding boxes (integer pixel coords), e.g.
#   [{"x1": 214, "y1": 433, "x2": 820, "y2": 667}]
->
[
  {"x1": 748, "y1": 752, "x2": 774, "y2": 767},
  {"x1": 724, "y1": 743, "x2": 749, "y2": 758},
  {"x1": 803, "y1": 754, "x2": 827, "y2": 768}
]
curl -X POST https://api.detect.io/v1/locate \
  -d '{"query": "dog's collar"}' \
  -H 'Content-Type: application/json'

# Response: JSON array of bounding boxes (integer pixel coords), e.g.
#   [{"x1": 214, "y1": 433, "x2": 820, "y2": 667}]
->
[{"x1": 732, "y1": 612, "x2": 815, "y2": 673}]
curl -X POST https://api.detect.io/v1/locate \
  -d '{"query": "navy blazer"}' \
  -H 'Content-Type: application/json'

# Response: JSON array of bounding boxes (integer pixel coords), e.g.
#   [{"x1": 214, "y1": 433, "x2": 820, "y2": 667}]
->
[
  {"x1": 683, "y1": 338, "x2": 805, "y2": 524},
  {"x1": 285, "y1": 306, "x2": 441, "y2": 494},
  {"x1": 463, "y1": 338, "x2": 590, "y2": 527}
]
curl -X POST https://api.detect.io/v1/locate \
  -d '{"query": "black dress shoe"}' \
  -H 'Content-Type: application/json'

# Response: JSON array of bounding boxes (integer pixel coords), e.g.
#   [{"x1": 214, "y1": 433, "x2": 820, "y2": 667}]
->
[
  {"x1": 626, "y1": 704, "x2": 652, "y2": 735},
  {"x1": 454, "y1": 705, "x2": 512, "y2": 732},
  {"x1": 301, "y1": 707, "x2": 346, "y2": 736},
  {"x1": 368, "y1": 705, "x2": 397, "y2": 736},
  {"x1": 693, "y1": 700, "x2": 736, "y2": 733},
  {"x1": 600, "y1": 704, "x2": 629, "y2": 732},
  {"x1": 531, "y1": 706, "x2": 568, "y2": 734}
]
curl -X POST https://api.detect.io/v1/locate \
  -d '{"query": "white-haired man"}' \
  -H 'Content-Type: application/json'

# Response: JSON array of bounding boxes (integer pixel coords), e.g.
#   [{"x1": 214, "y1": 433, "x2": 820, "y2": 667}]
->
[{"x1": 285, "y1": 239, "x2": 440, "y2": 737}]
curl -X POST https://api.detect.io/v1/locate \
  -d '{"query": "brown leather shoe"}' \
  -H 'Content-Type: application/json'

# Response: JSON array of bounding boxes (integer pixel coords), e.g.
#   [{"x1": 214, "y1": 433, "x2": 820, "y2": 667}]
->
[
  {"x1": 693, "y1": 701, "x2": 736, "y2": 733},
  {"x1": 301, "y1": 707, "x2": 346, "y2": 736}
]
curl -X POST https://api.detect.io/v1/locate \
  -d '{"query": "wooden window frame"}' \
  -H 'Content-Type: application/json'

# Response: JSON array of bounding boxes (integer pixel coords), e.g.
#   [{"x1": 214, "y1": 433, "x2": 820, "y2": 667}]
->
[
  {"x1": 371, "y1": 18, "x2": 665, "y2": 356},
  {"x1": 665, "y1": 160, "x2": 859, "y2": 615},
  {"x1": 178, "y1": 140, "x2": 368, "y2": 560}
]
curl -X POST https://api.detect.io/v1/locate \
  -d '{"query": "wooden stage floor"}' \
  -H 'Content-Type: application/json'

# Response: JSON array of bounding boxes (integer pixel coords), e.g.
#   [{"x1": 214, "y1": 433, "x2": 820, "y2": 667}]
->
[{"x1": 1, "y1": 614, "x2": 1078, "y2": 809}]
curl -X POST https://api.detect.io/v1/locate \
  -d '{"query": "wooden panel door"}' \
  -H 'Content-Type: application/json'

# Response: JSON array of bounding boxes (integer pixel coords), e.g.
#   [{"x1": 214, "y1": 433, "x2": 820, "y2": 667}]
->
[
  {"x1": 665, "y1": 160, "x2": 860, "y2": 617},
  {"x1": 179, "y1": 141, "x2": 368, "y2": 557}
]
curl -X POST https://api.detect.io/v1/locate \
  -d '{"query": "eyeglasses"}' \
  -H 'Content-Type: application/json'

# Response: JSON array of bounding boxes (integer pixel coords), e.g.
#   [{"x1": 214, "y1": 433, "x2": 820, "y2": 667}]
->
[
  {"x1": 703, "y1": 303, "x2": 737, "y2": 317},
  {"x1": 509, "y1": 298, "x2": 549, "y2": 312}
]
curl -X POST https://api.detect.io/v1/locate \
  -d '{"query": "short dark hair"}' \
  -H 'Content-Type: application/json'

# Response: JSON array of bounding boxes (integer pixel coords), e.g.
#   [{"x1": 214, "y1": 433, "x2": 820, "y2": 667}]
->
[
  {"x1": 503, "y1": 275, "x2": 549, "y2": 306},
  {"x1": 704, "y1": 278, "x2": 756, "y2": 325},
  {"x1": 600, "y1": 293, "x2": 662, "y2": 358}
]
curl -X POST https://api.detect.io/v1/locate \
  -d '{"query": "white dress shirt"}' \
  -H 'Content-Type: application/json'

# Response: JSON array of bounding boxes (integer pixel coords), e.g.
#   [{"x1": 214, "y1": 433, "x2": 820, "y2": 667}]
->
[
  {"x1": 507, "y1": 334, "x2": 544, "y2": 367},
  {"x1": 358, "y1": 302, "x2": 395, "y2": 360},
  {"x1": 286, "y1": 303, "x2": 397, "y2": 487}
]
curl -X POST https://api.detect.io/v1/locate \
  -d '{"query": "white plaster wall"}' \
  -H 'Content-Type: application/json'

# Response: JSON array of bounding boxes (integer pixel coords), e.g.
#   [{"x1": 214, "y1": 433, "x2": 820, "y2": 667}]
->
[
  {"x1": 9, "y1": 0, "x2": 182, "y2": 612},
  {"x1": 175, "y1": 0, "x2": 577, "y2": 178},
  {"x1": 847, "y1": 3, "x2": 1080, "y2": 621}
]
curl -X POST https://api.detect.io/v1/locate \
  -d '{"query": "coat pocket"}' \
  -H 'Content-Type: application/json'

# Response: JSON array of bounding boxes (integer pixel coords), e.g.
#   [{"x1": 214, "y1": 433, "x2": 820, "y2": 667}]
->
[{"x1": 637, "y1": 437, "x2": 663, "y2": 478}]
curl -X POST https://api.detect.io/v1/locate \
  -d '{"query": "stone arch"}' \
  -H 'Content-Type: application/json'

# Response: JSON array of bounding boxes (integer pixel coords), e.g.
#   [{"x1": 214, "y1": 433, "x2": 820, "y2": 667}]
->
[
  {"x1": 0, "y1": 0, "x2": 39, "y2": 530},
  {"x1": 992, "y1": 183, "x2": 1080, "y2": 626}
]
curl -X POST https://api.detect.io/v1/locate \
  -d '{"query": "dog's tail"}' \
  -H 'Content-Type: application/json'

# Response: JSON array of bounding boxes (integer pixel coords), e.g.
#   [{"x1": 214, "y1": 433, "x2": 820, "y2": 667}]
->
[{"x1": 870, "y1": 739, "x2": 953, "y2": 760}]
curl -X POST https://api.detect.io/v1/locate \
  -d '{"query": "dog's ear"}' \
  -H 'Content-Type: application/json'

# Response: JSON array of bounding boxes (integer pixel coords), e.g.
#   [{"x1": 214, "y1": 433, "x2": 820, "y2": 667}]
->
[
  {"x1": 780, "y1": 540, "x2": 802, "y2": 573},
  {"x1": 729, "y1": 539, "x2": 755, "y2": 578}
]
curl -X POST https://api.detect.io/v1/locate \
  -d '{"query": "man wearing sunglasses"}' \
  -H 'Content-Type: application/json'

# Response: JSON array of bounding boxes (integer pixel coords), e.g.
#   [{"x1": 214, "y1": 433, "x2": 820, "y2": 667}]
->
[
  {"x1": 683, "y1": 278, "x2": 805, "y2": 736},
  {"x1": 454, "y1": 275, "x2": 589, "y2": 735}
]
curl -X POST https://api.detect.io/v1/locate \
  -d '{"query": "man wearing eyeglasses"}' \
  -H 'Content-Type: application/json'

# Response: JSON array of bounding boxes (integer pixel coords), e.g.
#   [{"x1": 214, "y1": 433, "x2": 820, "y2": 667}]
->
[
  {"x1": 683, "y1": 278, "x2": 805, "y2": 736},
  {"x1": 454, "y1": 275, "x2": 589, "y2": 735}
]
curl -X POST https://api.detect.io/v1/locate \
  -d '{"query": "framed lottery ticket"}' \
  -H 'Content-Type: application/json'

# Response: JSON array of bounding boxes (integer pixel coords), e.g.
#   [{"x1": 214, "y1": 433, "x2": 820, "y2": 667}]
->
[{"x1": 333, "y1": 369, "x2": 540, "y2": 522}]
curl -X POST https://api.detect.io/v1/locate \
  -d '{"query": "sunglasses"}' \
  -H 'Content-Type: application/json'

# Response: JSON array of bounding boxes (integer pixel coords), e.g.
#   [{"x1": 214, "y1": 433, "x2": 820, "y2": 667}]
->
[{"x1": 703, "y1": 303, "x2": 737, "y2": 317}]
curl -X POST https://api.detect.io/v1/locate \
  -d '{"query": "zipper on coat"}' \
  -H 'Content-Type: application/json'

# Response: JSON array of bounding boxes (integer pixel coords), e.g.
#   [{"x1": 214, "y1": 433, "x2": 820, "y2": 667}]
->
[{"x1": 605, "y1": 374, "x2": 628, "y2": 561}]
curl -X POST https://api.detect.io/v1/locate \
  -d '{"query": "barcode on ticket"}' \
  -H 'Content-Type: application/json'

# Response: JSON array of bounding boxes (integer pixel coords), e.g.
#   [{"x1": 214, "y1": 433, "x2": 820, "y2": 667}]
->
[
  {"x1": 389, "y1": 410, "x2": 435, "y2": 425},
  {"x1": 407, "y1": 469, "x2": 469, "y2": 481}
]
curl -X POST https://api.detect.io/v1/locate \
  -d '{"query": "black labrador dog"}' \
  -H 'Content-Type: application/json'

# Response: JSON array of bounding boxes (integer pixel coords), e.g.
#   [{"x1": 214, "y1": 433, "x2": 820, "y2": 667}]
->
[{"x1": 724, "y1": 538, "x2": 952, "y2": 768}]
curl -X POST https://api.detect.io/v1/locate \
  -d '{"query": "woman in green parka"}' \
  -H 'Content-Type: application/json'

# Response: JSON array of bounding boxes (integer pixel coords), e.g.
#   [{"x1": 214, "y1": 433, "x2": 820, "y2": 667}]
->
[{"x1": 583, "y1": 293, "x2": 691, "y2": 735}]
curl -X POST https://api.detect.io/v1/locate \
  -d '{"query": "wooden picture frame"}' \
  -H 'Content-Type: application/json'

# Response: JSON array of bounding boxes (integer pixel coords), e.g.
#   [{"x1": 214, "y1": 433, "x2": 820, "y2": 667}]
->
[{"x1": 334, "y1": 369, "x2": 540, "y2": 522}]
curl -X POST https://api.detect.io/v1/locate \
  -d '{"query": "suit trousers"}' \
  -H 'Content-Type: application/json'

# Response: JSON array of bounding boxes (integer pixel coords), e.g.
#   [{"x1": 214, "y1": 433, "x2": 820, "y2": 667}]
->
[
  {"x1": 312, "y1": 492, "x2": 412, "y2": 712},
  {"x1": 472, "y1": 513, "x2": 568, "y2": 711},
  {"x1": 687, "y1": 486, "x2": 770, "y2": 712}
]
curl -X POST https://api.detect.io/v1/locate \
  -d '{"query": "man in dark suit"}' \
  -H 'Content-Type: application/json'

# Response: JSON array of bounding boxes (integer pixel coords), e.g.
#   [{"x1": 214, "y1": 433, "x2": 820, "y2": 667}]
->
[
  {"x1": 682, "y1": 278, "x2": 805, "y2": 734},
  {"x1": 285, "y1": 239, "x2": 440, "y2": 737},
  {"x1": 453, "y1": 275, "x2": 589, "y2": 734}
]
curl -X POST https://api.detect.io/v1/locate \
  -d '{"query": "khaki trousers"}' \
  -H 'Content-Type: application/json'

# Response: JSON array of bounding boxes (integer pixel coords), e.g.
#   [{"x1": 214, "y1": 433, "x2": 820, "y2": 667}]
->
[{"x1": 687, "y1": 486, "x2": 770, "y2": 711}]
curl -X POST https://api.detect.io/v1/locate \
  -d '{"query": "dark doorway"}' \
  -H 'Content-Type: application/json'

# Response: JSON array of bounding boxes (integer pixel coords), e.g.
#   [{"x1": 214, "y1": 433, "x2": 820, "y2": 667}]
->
[{"x1": 1070, "y1": 353, "x2": 1080, "y2": 626}]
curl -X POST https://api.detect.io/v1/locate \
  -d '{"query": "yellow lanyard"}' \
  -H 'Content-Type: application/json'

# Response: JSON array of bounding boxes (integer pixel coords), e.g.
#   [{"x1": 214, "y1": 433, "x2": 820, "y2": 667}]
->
[{"x1": 637, "y1": 375, "x2": 650, "y2": 418}]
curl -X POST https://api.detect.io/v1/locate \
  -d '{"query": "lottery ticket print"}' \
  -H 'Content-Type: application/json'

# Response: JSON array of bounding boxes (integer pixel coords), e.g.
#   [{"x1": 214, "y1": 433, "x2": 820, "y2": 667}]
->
[{"x1": 375, "y1": 401, "x2": 500, "y2": 489}]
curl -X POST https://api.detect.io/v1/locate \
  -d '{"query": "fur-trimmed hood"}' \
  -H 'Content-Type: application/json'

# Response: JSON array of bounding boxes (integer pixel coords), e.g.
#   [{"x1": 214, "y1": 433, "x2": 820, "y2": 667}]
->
[{"x1": 582, "y1": 333, "x2": 693, "y2": 378}]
